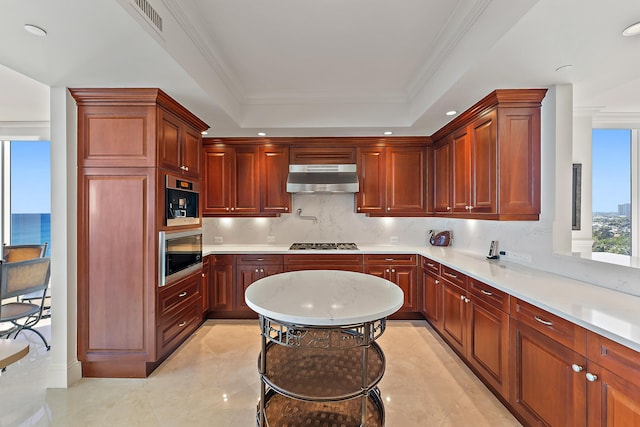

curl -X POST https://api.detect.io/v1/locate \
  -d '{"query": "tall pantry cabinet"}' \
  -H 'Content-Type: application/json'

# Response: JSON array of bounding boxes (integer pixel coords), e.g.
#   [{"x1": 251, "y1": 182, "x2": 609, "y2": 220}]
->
[{"x1": 71, "y1": 88, "x2": 208, "y2": 378}]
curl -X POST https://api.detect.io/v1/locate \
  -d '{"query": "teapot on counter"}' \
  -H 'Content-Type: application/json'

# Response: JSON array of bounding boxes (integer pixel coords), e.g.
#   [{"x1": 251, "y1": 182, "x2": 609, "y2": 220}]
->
[{"x1": 428, "y1": 230, "x2": 452, "y2": 247}]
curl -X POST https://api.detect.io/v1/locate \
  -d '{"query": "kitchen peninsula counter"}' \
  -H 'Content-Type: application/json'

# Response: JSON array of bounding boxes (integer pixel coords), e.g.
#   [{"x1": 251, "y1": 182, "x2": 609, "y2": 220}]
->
[{"x1": 204, "y1": 244, "x2": 640, "y2": 353}]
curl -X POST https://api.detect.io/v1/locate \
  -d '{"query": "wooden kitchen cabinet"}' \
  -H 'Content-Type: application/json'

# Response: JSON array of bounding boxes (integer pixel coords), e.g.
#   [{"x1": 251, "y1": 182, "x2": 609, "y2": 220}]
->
[
  {"x1": 356, "y1": 146, "x2": 427, "y2": 216},
  {"x1": 200, "y1": 256, "x2": 210, "y2": 316},
  {"x1": 235, "y1": 254, "x2": 283, "y2": 315},
  {"x1": 260, "y1": 145, "x2": 290, "y2": 214},
  {"x1": 158, "y1": 108, "x2": 203, "y2": 178},
  {"x1": 284, "y1": 254, "x2": 364, "y2": 272},
  {"x1": 510, "y1": 299, "x2": 588, "y2": 426},
  {"x1": 431, "y1": 89, "x2": 546, "y2": 220},
  {"x1": 202, "y1": 145, "x2": 260, "y2": 215},
  {"x1": 209, "y1": 255, "x2": 233, "y2": 314},
  {"x1": 363, "y1": 254, "x2": 418, "y2": 315},
  {"x1": 586, "y1": 332, "x2": 640, "y2": 426},
  {"x1": 72, "y1": 88, "x2": 208, "y2": 378},
  {"x1": 420, "y1": 257, "x2": 443, "y2": 329}
]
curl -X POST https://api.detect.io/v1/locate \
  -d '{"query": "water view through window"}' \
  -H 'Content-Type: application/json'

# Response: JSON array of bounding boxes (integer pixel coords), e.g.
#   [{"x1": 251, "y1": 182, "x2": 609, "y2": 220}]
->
[
  {"x1": 10, "y1": 141, "x2": 51, "y2": 255},
  {"x1": 592, "y1": 129, "x2": 631, "y2": 256}
]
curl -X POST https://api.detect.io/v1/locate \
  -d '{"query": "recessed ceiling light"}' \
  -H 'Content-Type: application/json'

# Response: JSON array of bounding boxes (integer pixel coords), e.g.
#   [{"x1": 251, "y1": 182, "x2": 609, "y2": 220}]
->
[
  {"x1": 257, "y1": 132, "x2": 266, "y2": 137},
  {"x1": 383, "y1": 131, "x2": 393, "y2": 135},
  {"x1": 201, "y1": 131, "x2": 208, "y2": 135},
  {"x1": 24, "y1": 24, "x2": 47, "y2": 37},
  {"x1": 623, "y1": 22, "x2": 640, "y2": 36},
  {"x1": 446, "y1": 110, "x2": 457, "y2": 116}
]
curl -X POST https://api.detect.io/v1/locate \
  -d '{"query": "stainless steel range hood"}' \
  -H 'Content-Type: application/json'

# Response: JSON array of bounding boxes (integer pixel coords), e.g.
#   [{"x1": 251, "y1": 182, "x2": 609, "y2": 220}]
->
[{"x1": 286, "y1": 164, "x2": 359, "y2": 193}]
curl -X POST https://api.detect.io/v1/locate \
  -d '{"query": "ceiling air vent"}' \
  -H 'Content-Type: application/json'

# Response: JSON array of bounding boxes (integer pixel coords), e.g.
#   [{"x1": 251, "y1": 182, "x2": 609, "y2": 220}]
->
[{"x1": 131, "y1": 0, "x2": 163, "y2": 33}]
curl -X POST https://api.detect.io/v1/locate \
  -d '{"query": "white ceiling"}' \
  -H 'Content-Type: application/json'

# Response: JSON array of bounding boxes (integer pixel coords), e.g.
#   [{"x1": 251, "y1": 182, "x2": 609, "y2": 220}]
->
[{"x1": 1, "y1": 0, "x2": 640, "y2": 137}]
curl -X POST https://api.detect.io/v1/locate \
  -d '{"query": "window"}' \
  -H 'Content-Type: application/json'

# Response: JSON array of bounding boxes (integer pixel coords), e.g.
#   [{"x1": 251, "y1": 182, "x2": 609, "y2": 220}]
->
[
  {"x1": 1, "y1": 140, "x2": 51, "y2": 255},
  {"x1": 591, "y1": 129, "x2": 633, "y2": 258}
]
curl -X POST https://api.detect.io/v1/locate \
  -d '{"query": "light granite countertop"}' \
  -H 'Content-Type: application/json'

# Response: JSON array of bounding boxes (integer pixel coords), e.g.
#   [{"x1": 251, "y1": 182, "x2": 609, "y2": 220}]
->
[{"x1": 204, "y1": 244, "x2": 640, "y2": 352}]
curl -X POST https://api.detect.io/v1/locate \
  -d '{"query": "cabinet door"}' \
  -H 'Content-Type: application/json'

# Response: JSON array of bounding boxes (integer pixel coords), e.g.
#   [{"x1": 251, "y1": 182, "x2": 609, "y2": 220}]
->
[
  {"x1": 182, "y1": 127, "x2": 201, "y2": 178},
  {"x1": 356, "y1": 147, "x2": 386, "y2": 214},
  {"x1": 159, "y1": 111, "x2": 182, "y2": 173},
  {"x1": 386, "y1": 146, "x2": 426, "y2": 214},
  {"x1": 510, "y1": 319, "x2": 587, "y2": 427},
  {"x1": 587, "y1": 362, "x2": 640, "y2": 427},
  {"x1": 364, "y1": 265, "x2": 387, "y2": 279},
  {"x1": 235, "y1": 264, "x2": 261, "y2": 312},
  {"x1": 233, "y1": 147, "x2": 260, "y2": 214},
  {"x1": 392, "y1": 265, "x2": 417, "y2": 312},
  {"x1": 202, "y1": 147, "x2": 234, "y2": 215},
  {"x1": 467, "y1": 297, "x2": 509, "y2": 398},
  {"x1": 261, "y1": 146, "x2": 290, "y2": 214},
  {"x1": 441, "y1": 280, "x2": 467, "y2": 355},
  {"x1": 451, "y1": 128, "x2": 471, "y2": 213},
  {"x1": 209, "y1": 262, "x2": 233, "y2": 311},
  {"x1": 433, "y1": 140, "x2": 451, "y2": 213},
  {"x1": 422, "y1": 269, "x2": 442, "y2": 330},
  {"x1": 470, "y1": 112, "x2": 496, "y2": 213}
]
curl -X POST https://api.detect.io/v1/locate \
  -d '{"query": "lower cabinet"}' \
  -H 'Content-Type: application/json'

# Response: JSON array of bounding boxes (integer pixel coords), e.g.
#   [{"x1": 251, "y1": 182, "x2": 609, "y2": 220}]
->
[
  {"x1": 200, "y1": 256, "x2": 210, "y2": 316},
  {"x1": 420, "y1": 257, "x2": 442, "y2": 329},
  {"x1": 235, "y1": 254, "x2": 283, "y2": 315},
  {"x1": 363, "y1": 254, "x2": 418, "y2": 316},
  {"x1": 157, "y1": 271, "x2": 203, "y2": 357},
  {"x1": 284, "y1": 254, "x2": 364, "y2": 272},
  {"x1": 209, "y1": 255, "x2": 233, "y2": 313}
]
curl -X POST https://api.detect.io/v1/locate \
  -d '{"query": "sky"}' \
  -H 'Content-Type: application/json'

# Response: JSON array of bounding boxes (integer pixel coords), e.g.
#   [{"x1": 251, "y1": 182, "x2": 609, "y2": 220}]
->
[
  {"x1": 592, "y1": 129, "x2": 631, "y2": 213},
  {"x1": 11, "y1": 141, "x2": 51, "y2": 214}
]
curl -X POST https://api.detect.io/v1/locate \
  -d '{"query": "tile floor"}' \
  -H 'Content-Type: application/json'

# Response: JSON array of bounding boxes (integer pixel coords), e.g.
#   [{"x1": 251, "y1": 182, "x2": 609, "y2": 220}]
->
[{"x1": 0, "y1": 319, "x2": 521, "y2": 426}]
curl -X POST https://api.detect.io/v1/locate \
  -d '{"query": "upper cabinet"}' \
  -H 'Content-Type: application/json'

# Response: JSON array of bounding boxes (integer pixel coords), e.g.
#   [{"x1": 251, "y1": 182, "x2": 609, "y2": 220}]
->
[
  {"x1": 356, "y1": 143, "x2": 427, "y2": 216},
  {"x1": 158, "y1": 108, "x2": 203, "y2": 178},
  {"x1": 202, "y1": 140, "x2": 290, "y2": 216},
  {"x1": 72, "y1": 88, "x2": 208, "y2": 173},
  {"x1": 431, "y1": 89, "x2": 546, "y2": 220}
]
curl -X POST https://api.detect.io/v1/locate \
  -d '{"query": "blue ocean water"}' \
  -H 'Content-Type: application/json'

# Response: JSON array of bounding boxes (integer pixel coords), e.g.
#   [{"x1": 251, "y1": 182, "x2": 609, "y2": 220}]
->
[{"x1": 11, "y1": 213, "x2": 51, "y2": 255}]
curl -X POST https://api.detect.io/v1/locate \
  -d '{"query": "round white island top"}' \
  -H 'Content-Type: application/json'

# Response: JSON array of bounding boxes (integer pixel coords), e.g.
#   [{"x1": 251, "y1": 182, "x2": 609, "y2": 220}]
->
[{"x1": 245, "y1": 270, "x2": 404, "y2": 326}]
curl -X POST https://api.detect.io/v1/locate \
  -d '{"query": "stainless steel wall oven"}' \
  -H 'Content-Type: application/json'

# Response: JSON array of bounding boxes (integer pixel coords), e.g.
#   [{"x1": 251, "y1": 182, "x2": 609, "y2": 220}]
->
[{"x1": 158, "y1": 229, "x2": 202, "y2": 286}]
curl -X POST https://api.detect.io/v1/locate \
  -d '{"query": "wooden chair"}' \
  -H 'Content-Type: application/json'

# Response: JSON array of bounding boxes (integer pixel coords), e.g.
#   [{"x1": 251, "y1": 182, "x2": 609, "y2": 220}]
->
[{"x1": 0, "y1": 257, "x2": 51, "y2": 350}]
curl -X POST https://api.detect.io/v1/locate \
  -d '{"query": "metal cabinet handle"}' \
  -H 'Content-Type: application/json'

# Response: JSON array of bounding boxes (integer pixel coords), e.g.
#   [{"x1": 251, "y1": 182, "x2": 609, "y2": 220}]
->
[
  {"x1": 586, "y1": 372, "x2": 598, "y2": 382},
  {"x1": 260, "y1": 269, "x2": 264, "y2": 273},
  {"x1": 571, "y1": 364, "x2": 583, "y2": 373},
  {"x1": 391, "y1": 269, "x2": 396, "y2": 273},
  {"x1": 480, "y1": 289, "x2": 493, "y2": 296},
  {"x1": 178, "y1": 292, "x2": 187, "y2": 297},
  {"x1": 231, "y1": 207, "x2": 235, "y2": 211},
  {"x1": 446, "y1": 206, "x2": 451, "y2": 211},
  {"x1": 534, "y1": 315, "x2": 553, "y2": 326},
  {"x1": 435, "y1": 280, "x2": 440, "y2": 284},
  {"x1": 225, "y1": 207, "x2": 230, "y2": 211},
  {"x1": 386, "y1": 268, "x2": 390, "y2": 273},
  {"x1": 460, "y1": 295, "x2": 465, "y2": 301},
  {"x1": 178, "y1": 321, "x2": 187, "y2": 327},
  {"x1": 445, "y1": 272, "x2": 458, "y2": 279},
  {"x1": 202, "y1": 273, "x2": 205, "y2": 278},
  {"x1": 184, "y1": 166, "x2": 189, "y2": 171},
  {"x1": 387, "y1": 207, "x2": 391, "y2": 211},
  {"x1": 285, "y1": 207, "x2": 288, "y2": 211},
  {"x1": 255, "y1": 269, "x2": 259, "y2": 273},
  {"x1": 427, "y1": 263, "x2": 435, "y2": 267},
  {"x1": 256, "y1": 258, "x2": 264, "y2": 261},
  {"x1": 357, "y1": 207, "x2": 361, "y2": 211},
  {"x1": 385, "y1": 258, "x2": 394, "y2": 261}
]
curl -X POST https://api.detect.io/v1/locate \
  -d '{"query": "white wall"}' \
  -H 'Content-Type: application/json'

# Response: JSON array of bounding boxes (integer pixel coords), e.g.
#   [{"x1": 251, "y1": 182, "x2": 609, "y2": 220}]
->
[{"x1": 203, "y1": 85, "x2": 640, "y2": 297}]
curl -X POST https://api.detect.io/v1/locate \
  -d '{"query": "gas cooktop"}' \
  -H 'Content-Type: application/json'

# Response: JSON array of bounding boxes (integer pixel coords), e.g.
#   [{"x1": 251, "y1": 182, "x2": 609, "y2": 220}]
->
[{"x1": 289, "y1": 242, "x2": 359, "y2": 250}]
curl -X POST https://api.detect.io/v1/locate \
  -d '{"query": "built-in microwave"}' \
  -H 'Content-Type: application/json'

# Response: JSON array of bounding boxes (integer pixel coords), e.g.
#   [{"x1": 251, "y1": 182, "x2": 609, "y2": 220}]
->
[
  {"x1": 166, "y1": 175, "x2": 200, "y2": 227},
  {"x1": 158, "y1": 229, "x2": 203, "y2": 287}
]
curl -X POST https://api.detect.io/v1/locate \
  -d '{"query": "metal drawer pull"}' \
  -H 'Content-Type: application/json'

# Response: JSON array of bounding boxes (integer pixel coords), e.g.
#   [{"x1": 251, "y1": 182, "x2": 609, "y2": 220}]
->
[
  {"x1": 427, "y1": 263, "x2": 435, "y2": 267},
  {"x1": 586, "y1": 372, "x2": 598, "y2": 382},
  {"x1": 385, "y1": 258, "x2": 394, "y2": 261},
  {"x1": 435, "y1": 280, "x2": 440, "y2": 284},
  {"x1": 571, "y1": 364, "x2": 583, "y2": 373},
  {"x1": 445, "y1": 272, "x2": 458, "y2": 279},
  {"x1": 391, "y1": 269, "x2": 395, "y2": 273},
  {"x1": 480, "y1": 289, "x2": 493, "y2": 296},
  {"x1": 178, "y1": 321, "x2": 187, "y2": 327},
  {"x1": 534, "y1": 315, "x2": 553, "y2": 326},
  {"x1": 178, "y1": 292, "x2": 188, "y2": 297},
  {"x1": 256, "y1": 258, "x2": 264, "y2": 261}
]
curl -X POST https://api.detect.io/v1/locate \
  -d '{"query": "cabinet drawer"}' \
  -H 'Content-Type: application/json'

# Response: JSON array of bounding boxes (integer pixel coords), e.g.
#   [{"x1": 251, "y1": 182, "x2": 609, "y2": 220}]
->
[
  {"x1": 587, "y1": 331, "x2": 640, "y2": 382},
  {"x1": 421, "y1": 257, "x2": 440, "y2": 274},
  {"x1": 158, "y1": 299, "x2": 201, "y2": 355},
  {"x1": 236, "y1": 254, "x2": 283, "y2": 265},
  {"x1": 468, "y1": 279, "x2": 509, "y2": 313},
  {"x1": 440, "y1": 265, "x2": 467, "y2": 289},
  {"x1": 514, "y1": 299, "x2": 586, "y2": 354},
  {"x1": 158, "y1": 273, "x2": 201, "y2": 319},
  {"x1": 364, "y1": 254, "x2": 416, "y2": 265},
  {"x1": 210, "y1": 254, "x2": 233, "y2": 265},
  {"x1": 289, "y1": 146, "x2": 356, "y2": 164},
  {"x1": 284, "y1": 254, "x2": 363, "y2": 266}
]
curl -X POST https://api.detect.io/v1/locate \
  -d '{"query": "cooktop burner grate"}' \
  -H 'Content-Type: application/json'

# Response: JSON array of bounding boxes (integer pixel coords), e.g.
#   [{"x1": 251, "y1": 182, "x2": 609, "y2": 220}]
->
[{"x1": 289, "y1": 242, "x2": 359, "y2": 250}]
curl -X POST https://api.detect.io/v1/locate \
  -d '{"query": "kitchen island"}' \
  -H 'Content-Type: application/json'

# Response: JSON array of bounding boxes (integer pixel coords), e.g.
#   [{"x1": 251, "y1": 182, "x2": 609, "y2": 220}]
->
[{"x1": 245, "y1": 269, "x2": 404, "y2": 427}]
